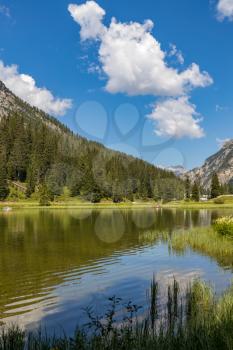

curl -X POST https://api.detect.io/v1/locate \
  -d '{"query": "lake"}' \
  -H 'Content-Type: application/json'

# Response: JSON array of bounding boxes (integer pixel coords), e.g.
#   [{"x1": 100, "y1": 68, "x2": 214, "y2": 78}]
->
[{"x1": 0, "y1": 208, "x2": 232, "y2": 334}]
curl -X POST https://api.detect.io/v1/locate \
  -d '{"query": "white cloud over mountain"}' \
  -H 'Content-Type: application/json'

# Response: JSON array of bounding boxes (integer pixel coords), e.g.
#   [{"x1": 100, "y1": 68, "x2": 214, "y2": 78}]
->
[
  {"x1": 0, "y1": 60, "x2": 72, "y2": 116},
  {"x1": 148, "y1": 97, "x2": 204, "y2": 139},
  {"x1": 68, "y1": 1, "x2": 213, "y2": 138},
  {"x1": 217, "y1": 0, "x2": 233, "y2": 21}
]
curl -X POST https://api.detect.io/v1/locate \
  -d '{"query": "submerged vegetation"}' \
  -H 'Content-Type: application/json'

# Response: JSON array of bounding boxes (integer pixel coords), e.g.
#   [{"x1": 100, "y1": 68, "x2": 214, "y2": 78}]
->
[{"x1": 0, "y1": 279, "x2": 233, "y2": 349}]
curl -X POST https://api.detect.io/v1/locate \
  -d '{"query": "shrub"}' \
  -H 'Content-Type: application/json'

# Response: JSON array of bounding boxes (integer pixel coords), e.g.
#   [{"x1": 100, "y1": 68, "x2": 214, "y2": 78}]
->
[
  {"x1": 213, "y1": 216, "x2": 233, "y2": 236},
  {"x1": 214, "y1": 197, "x2": 225, "y2": 205},
  {"x1": 39, "y1": 184, "x2": 51, "y2": 206},
  {"x1": 7, "y1": 186, "x2": 26, "y2": 201}
]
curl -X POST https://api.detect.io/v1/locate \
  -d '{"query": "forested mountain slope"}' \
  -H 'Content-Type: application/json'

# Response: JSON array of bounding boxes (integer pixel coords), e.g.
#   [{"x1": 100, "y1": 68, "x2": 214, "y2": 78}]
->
[{"x1": 0, "y1": 80, "x2": 184, "y2": 202}]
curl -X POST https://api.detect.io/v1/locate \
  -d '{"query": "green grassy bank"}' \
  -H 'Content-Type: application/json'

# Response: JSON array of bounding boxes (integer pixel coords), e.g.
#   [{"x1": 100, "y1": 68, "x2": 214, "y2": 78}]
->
[{"x1": 1, "y1": 195, "x2": 233, "y2": 210}]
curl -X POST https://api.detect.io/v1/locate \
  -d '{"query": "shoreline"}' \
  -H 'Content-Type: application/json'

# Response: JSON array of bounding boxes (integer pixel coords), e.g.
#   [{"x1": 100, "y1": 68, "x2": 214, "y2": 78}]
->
[{"x1": 1, "y1": 200, "x2": 233, "y2": 210}]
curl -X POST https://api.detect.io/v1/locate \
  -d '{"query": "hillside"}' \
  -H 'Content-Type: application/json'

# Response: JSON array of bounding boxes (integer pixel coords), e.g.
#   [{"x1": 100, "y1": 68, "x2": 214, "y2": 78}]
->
[
  {"x1": 0, "y1": 80, "x2": 184, "y2": 202},
  {"x1": 188, "y1": 140, "x2": 233, "y2": 188}
]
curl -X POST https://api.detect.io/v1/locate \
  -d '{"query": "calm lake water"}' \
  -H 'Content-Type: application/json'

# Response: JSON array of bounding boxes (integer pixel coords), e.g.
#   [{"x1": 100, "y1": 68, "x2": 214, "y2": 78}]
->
[{"x1": 0, "y1": 208, "x2": 233, "y2": 334}]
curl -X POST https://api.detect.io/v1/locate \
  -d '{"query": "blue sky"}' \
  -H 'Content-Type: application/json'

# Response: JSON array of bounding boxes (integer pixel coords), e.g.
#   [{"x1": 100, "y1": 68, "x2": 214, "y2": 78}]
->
[{"x1": 0, "y1": 0, "x2": 233, "y2": 169}]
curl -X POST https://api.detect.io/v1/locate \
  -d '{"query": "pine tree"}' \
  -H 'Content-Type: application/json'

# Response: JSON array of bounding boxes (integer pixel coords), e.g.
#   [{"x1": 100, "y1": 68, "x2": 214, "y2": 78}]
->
[
  {"x1": 0, "y1": 111, "x2": 186, "y2": 202},
  {"x1": 185, "y1": 176, "x2": 191, "y2": 200},
  {"x1": 211, "y1": 172, "x2": 221, "y2": 198},
  {"x1": 192, "y1": 181, "x2": 200, "y2": 202},
  {"x1": 0, "y1": 153, "x2": 9, "y2": 200},
  {"x1": 39, "y1": 183, "x2": 51, "y2": 206}
]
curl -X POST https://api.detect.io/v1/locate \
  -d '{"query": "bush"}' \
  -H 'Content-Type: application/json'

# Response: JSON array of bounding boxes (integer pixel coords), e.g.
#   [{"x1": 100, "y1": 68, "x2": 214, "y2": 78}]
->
[
  {"x1": 214, "y1": 197, "x2": 225, "y2": 204},
  {"x1": 39, "y1": 184, "x2": 51, "y2": 206},
  {"x1": 213, "y1": 216, "x2": 233, "y2": 236},
  {"x1": 7, "y1": 187, "x2": 26, "y2": 201}
]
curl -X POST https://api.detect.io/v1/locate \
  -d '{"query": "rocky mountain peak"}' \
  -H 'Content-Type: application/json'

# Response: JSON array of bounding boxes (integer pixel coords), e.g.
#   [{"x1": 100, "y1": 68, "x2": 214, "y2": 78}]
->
[{"x1": 188, "y1": 141, "x2": 233, "y2": 188}]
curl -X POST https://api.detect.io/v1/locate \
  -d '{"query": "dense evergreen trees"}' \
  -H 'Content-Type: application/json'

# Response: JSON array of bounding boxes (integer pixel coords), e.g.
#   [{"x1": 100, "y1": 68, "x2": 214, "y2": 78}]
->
[
  {"x1": 0, "y1": 113, "x2": 185, "y2": 203},
  {"x1": 211, "y1": 172, "x2": 221, "y2": 199},
  {"x1": 0, "y1": 153, "x2": 9, "y2": 200},
  {"x1": 192, "y1": 181, "x2": 200, "y2": 202},
  {"x1": 185, "y1": 176, "x2": 191, "y2": 200}
]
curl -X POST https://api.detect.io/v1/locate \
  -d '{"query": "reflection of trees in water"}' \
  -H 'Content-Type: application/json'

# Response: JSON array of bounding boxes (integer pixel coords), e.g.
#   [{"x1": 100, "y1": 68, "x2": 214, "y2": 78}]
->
[{"x1": 0, "y1": 209, "x2": 230, "y2": 319}]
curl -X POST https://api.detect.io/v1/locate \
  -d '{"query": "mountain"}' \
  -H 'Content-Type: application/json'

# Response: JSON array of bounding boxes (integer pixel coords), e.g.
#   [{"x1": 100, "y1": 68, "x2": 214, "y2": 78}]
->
[
  {"x1": 0, "y1": 80, "x2": 184, "y2": 202},
  {"x1": 188, "y1": 140, "x2": 233, "y2": 188},
  {"x1": 165, "y1": 165, "x2": 187, "y2": 177}
]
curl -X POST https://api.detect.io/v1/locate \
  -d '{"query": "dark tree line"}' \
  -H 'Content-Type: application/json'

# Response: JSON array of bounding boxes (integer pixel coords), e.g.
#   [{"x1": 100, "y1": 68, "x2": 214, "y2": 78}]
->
[
  {"x1": 0, "y1": 113, "x2": 185, "y2": 203},
  {"x1": 184, "y1": 172, "x2": 233, "y2": 202}
]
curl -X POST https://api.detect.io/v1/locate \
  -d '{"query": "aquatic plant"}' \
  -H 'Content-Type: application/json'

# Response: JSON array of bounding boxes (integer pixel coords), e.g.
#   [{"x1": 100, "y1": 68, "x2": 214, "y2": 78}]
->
[
  {"x1": 170, "y1": 227, "x2": 233, "y2": 269},
  {"x1": 0, "y1": 279, "x2": 233, "y2": 349},
  {"x1": 213, "y1": 216, "x2": 233, "y2": 236}
]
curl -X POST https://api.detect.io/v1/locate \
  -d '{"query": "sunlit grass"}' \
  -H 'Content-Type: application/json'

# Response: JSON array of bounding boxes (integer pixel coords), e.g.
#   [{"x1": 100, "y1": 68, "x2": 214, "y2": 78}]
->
[
  {"x1": 170, "y1": 227, "x2": 233, "y2": 268},
  {"x1": 213, "y1": 216, "x2": 233, "y2": 236}
]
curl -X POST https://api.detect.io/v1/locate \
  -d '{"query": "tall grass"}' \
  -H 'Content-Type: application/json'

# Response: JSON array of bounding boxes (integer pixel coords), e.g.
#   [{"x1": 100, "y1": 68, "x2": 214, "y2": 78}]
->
[
  {"x1": 0, "y1": 279, "x2": 233, "y2": 349},
  {"x1": 213, "y1": 216, "x2": 233, "y2": 237},
  {"x1": 170, "y1": 227, "x2": 233, "y2": 269}
]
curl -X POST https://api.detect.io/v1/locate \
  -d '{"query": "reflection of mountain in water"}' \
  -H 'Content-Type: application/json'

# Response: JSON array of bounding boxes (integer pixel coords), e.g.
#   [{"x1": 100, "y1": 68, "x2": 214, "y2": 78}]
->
[{"x1": 0, "y1": 208, "x2": 229, "y2": 322}]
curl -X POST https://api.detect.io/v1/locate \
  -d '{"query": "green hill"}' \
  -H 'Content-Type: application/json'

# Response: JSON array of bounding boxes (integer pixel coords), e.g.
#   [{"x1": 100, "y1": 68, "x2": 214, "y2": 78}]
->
[{"x1": 0, "y1": 80, "x2": 184, "y2": 203}]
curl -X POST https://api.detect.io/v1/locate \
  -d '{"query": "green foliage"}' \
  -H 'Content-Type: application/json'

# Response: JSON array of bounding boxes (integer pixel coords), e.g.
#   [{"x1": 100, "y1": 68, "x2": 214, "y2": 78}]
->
[
  {"x1": 211, "y1": 172, "x2": 221, "y2": 199},
  {"x1": 213, "y1": 216, "x2": 233, "y2": 236},
  {"x1": 0, "y1": 111, "x2": 185, "y2": 203},
  {"x1": 171, "y1": 227, "x2": 233, "y2": 265},
  {"x1": 0, "y1": 153, "x2": 9, "y2": 200},
  {"x1": 191, "y1": 181, "x2": 200, "y2": 202},
  {"x1": 7, "y1": 186, "x2": 26, "y2": 201},
  {"x1": 214, "y1": 197, "x2": 225, "y2": 204},
  {"x1": 38, "y1": 183, "x2": 51, "y2": 206},
  {"x1": 185, "y1": 176, "x2": 191, "y2": 200}
]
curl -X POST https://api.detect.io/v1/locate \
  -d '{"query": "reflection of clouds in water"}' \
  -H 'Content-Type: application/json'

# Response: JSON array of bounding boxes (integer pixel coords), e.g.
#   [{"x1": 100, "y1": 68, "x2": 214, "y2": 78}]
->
[
  {"x1": 1, "y1": 241, "x2": 231, "y2": 333},
  {"x1": 1, "y1": 295, "x2": 60, "y2": 331},
  {"x1": 1, "y1": 209, "x2": 233, "y2": 334},
  {"x1": 95, "y1": 211, "x2": 125, "y2": 243}
]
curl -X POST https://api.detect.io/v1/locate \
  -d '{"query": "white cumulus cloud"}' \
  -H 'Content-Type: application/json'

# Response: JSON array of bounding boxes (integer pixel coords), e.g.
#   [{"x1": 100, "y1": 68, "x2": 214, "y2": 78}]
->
[
  {"x1": 217, "y1": 0, "x2": 233, "y2": 21},
  {"x1": 68, "y1": 1, "x2": 213, "y2": 138},
  {"x1": 168, "y1": 44, "x2": 184, "y2": 65},
  {"x1": 0, "y1": 60, "x2": 72, "y2": 116},
  {"x1": 148, "y1": 97, "x2": 204, "y2": 139},
  {"x1": 68, "y1": 1, "x2": 106, "y2": 40},
  {"x1": 68, "y1": 1, "x2": 212, "y2": 97}
]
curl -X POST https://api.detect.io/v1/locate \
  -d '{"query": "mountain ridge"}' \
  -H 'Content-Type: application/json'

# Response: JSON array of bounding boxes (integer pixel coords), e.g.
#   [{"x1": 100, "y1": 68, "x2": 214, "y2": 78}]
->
[{"x1": 188, "y1": 140, "x2": 233, "y2": 188}]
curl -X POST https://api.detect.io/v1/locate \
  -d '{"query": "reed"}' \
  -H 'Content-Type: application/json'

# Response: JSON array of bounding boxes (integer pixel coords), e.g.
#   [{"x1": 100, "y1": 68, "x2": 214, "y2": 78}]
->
[
  {"x1": 0, "y1": 278, "x2": 233, "y2": 349},
  {"x1": 170, "y1": 227, "x2": 233, "y2": 269}
]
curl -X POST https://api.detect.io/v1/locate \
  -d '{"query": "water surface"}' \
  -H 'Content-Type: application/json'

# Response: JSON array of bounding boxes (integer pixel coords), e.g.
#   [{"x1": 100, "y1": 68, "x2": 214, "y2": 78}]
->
[{"x1": 0, "y1": 208, "x2": 232, "y2": 334}]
